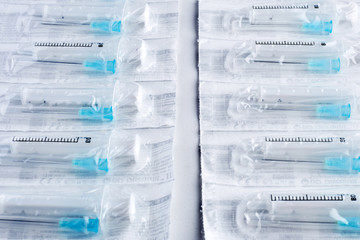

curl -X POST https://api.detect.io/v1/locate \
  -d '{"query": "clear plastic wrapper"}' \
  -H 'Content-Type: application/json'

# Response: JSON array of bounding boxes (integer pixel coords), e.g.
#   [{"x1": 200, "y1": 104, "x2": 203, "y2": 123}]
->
[
  {"x1": 0, "y1": 37, "x2": 177, "y2": 83},
  {"x1": 0, "y1": 183, "x2": 172, "y2": 240},
  {"x1": 203, "y1": 184, "x2": 360, "y2": 240},
  {"x1": 199, "y1": 38, "x2": 360, "y2": 83},
  {"x1": 0, "y1": 81, "x2": 176, "y2": 131},
  {"x1": 200, "y1": 0, "x2": 360, "y2": 39},
  {"x1": 200, "y1": 82, "x2": 360, "y2": 131},
  {"x1": 201, "y1": 131, "x2": 360, "y2": 187},
  {"x1": 0, "y1": 0, "x2": 178, "y2": 40},
  {"x1": 0, "y1": 128, "x2": 173, "y2": 184}
]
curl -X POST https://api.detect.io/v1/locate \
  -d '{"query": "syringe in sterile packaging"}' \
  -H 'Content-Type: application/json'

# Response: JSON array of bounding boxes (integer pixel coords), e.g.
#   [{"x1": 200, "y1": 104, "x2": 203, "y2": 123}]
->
[
  {"x1": 0, "y1": 130, "x2": 155, "y2": 175},
  {"x1": 0, "y1": 192, "x2": 101, "y2": 235},
  {"x1": 230, "y1": 136, "x2": 360, "y2": 175},
  {"x1": 0, "y1": 82, "x2": 175, "y2": 127},
  {"x1": 237, "y1": 191, "x2": 360, "y2": 235},
  {"x1": 1, "y1": 40, "x2": 118, "y2": 76},
  {"x1": 227, "y1": 85, "x2": 352, "y2": 121},
  {"x1": 221, "y1": 2, "x2": 334, "y2": 35},
  {"x1": 225, "y1": 40, "x2": 341, "y2": 75},
  {"x1": 8, "y1": 3, "x2": 123, "y2": 35}
]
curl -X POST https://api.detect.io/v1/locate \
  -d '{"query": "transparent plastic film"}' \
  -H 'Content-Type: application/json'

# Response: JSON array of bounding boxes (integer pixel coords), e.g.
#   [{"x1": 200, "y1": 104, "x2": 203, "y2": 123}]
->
[
  {"x1": 116, "y1": 37, "x2": 177, "y2": 81},
  {"x1": 0, "y1": 131, "x2": 110, "y2": 175},
  {"x1": 0, "y1": 40, "x2": 118, "y2": 82},
  {"x1": 0, "y1": 37, "x2": 176, "y2": 83},
  {"x1": 0, "y1": 1, "x2": 178, "y2": 40},
  {"x1": 0, "y1": 81, "x2": 176, "y2": 130},
  {"x1": 0, "y1": 2, "x2": 123, "y2": 39},
  {"x1": 200, "y1": 1, "x2": 339, "y2": 38},
  {"x1": 237, "y1": 190, "x2": 360, "y2": 237},
  {"x1": 0, "y1": 187, "x2": 103, "y2": 238},
  {"x1": 227, "y1": 85, "x2": 352, "y2": 121},
  {"x1": 202, "y1": 134, "x2": 360, "y2": 179},
  {"x1": 0, "y1": 185, "x2": 165, "y2": 239},
  {"x1": 226, "y1": 40, "x2": 341, "y2": 75},
  {"x1": 199, "y1": 39, "x2": 345, "y2": 82}
]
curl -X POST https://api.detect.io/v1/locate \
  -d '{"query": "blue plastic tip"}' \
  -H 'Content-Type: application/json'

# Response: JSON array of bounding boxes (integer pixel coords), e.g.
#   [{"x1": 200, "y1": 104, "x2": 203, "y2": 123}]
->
[
  {"x1": 72, "y1": 158, "x2": 109, "y2": 173},
  {"x1": 316, "y1": 104, "x2": 351, "y2": 120},
  {"x1": 83, "y1": 59, "x2": 116, "y2": 74},
  {"x1": 338, "y1": 217, "x2": 360, "y2": 229},
  {"x1": 78, "y1": 107, "x2": 113, "y2": 121},
  {"x1": 325, "y1": 157, "x2": 352, "y2": 172},
  {"x1": 302, "y1": 20, "x2": 333, "y2": 34},
  {"x1": 90, "y1": 20, "x2": 122, "y2": 33},
  {"x1": 59, "y1": 217, "x2": 99, "y2": 233},
  {"x1": 352, "y1": 157, "x2": 360, "y2": 172},
  {"x1": 308, "y1": 58, "x2": 341, "y2": 73}
]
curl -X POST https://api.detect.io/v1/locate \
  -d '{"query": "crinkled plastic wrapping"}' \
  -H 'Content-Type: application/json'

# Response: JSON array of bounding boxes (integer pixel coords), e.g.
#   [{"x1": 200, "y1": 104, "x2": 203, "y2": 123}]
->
[
  {"x1": 0, "y1": 37, "x2": 177, "y2": 83},
  {"x1": 0, "y1": 183, "x2": 172, "y2": 240},
  {"x1": 201, "y1": 131, "x2": 360, "y2": 187},
  {"x1": 199, "y1": 37, "x2": 360, "y2": 83},
  {"x1": 0, "y1": 0, "x2": 178, "y2": 40},
  {"x1": 0, "y1": 128, "x2": 173, "y2": 185},
  {"x1": 0, "y1": 81, "x2": 176, "y2": 130},
  {"x1": 199, "y1": 0, "x2": 360, "y2": 39},
  {"x1": 203, "y1": 184, "x2": 360, "y2": 240},
  {"x1": 200, "y1": 82, "x2": 360, "y2": 131}
]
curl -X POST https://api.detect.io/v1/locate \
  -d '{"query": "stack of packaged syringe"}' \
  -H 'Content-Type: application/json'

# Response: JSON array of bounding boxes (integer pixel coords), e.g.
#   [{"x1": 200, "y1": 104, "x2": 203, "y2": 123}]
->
[
  {"x1": 199, "y1": 0, "x2": 360, "y2": 239},
  {"x1": 0, "y1": 0, "x2": 178, "y2": 239}
]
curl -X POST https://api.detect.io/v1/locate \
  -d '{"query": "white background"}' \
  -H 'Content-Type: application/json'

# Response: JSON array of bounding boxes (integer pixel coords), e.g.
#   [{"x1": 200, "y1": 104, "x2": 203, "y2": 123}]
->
[{"x1": 170, "y1": 0, "x2": 201, "y2": 239}]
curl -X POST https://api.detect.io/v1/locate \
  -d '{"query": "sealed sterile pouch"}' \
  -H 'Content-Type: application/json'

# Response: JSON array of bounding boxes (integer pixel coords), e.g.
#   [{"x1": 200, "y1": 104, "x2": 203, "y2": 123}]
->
[
  {"x1": 0, "y1": 81, "x2": 176, "y2": 131},
  {"x1": 117, "y1": 37, "x2": 177, "y2": 82},
  {"x1": 0, "y1": 128, "x2": 173, "y2": 185},
  {"x1": 199, "y1": 0, "x2": 360, "y2": 39},
  {"x1": 200, "y1": 82, "x2": 359, "y2": 131},
  {"x1": 203, "y1": 184, "x2": 360, "y2": 240},
  {"x1": 0, "y1": 37, "x2": 177, "y2": 83},
  {"x1": 0, "y1": 0, "x2": 178, "y2": 40},
  {"x1": 0, "y1": 183, "x2": 172, "y2": 240},
  {"x1": 199, "y1": 37, "x2": 360, "y2": 83},
  {"x1": 201, "y1": 131, "x2": 360, "y2": 187}
]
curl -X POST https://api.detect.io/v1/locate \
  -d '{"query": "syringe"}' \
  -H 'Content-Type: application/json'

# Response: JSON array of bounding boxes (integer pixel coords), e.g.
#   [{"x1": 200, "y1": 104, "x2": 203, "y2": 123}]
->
[
  {"x1": 237, "y1": 192, "x2": 360, "y2": 234},
  {"x1": 222, "y1": 2, "x2": 333, "y2": 35},
  {"x1": 2, "y1": 41, "x2": 117, "y2": 76},
  {"x1": 0, "y1": 129, "x2": 162, "y2": 174},
  {"x1": 227, "y1": 85, "x2": 352, "y2": 121},
  {"x1": 0, "y1": 83, "x2": 133, "y2": 122},
  {"x1": 225, "y1": 40, "x2": 341, "y2": 74},
  {"x1": 0, "y1": 193, "x2": 100, "y2": 234},
  {"x1": 13, "y1": 4, "x2": 122, "y2": 35},
  {"x1": 230, "y1": 136, "x2": 360, "y2": 175}
]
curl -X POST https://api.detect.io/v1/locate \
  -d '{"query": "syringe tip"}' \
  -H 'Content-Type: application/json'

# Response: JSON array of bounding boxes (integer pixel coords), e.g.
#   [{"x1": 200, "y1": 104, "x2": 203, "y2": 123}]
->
[
  {"x1": 59, "y1": 217, "x2": 100, "y2": 233},
  {"x1": 316, "y1": 104, "x2": 351, "y2": 120},
  {"x1": 79, "y1": 107, "x2": 114, "y2": 121},
  {"x1": 83, "y1": 60, "x2": 117, "y2": 74},
  {"x1": 338, "y1": 217, "x2": 360, "y2": 229},
  {"x1": 308, "y1": 58, "x2": 341, "y2": 73},
  {"x1": 302, "y1": 20, "x2": 333, "y2": 34},
  {"x1": 72, "y1": 158, "x2": 109, "y2": 173},
  {"x1": 90, "y1": 20, "x2": 122, "y2": 33}
]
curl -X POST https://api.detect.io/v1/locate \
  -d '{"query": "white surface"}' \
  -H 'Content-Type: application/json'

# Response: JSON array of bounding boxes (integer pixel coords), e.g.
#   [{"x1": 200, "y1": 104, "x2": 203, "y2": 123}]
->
[{"x1": 170, "y1": 0, "x2": 201, "y2": 239}]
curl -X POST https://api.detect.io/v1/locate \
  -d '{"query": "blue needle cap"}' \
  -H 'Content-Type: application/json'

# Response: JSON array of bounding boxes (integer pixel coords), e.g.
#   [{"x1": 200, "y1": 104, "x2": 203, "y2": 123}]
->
[
  {"x1": 325, "y1": 157, "x2": 360, "y2": 172},
  {"x1": 316, "y1": 104, "x2": 351, "y2": 120},
  {"x1": 90, "y1": 20, "x2": 122, "y2": 33},
  {"x1": 83, "y1": 59, "x2": 116, "y2": 74},
  {"x1": 59, "y1": 217, "x2": 99, "y2": 233},
  {"x1": 79, "y1": 107, "x2": 113, "y2": 121},
  {"x1": 308, "y1": 58, "x2": 341, "y2": 73},
  {"x1": 72, "y1": 158, "x2": 109, "y2": 173},
  {"x1": 302, "y1": 20, "x2": 333, "y2": 34},
  {"x1": 338, "y1": 217, "x2": 360, "y2": 229}
]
